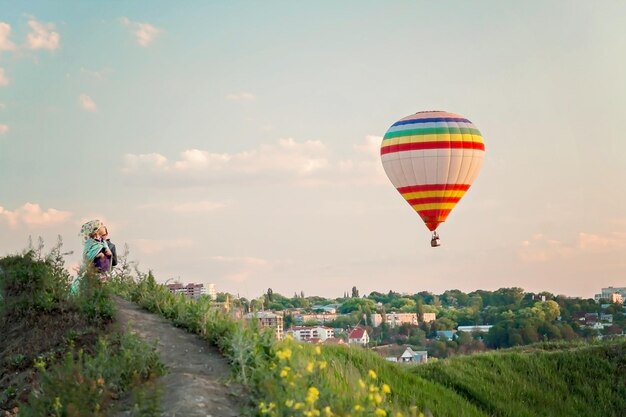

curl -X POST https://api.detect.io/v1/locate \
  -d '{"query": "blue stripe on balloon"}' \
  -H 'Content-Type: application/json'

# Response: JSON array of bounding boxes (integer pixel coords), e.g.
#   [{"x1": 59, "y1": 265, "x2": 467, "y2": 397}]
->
[
  {"x1": 386, "y1": 120, "x2": 476, "y2": 134},
  {"x1": 392, "y1": 117, "x2": 471, "y2": 127}
]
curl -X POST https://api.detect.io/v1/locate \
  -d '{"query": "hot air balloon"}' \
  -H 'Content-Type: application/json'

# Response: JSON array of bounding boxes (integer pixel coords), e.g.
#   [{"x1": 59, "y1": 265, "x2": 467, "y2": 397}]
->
[{"x1": 380, "y1": 111, "x2": 485, "y2": 247}]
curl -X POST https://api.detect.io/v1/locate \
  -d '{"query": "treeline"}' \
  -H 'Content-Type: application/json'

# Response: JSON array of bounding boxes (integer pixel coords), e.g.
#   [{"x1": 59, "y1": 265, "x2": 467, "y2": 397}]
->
[{"x1": 217, "y1": 286, "x2": 625, "y2": 351}]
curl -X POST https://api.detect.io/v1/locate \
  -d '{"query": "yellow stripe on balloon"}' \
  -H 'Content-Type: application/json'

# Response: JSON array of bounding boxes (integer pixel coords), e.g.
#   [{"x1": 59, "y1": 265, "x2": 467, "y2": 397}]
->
[
  {"x1": 411, "y1": 203, "x2": 458, "y2": 211},
  {"x1": 402, "y1": 190, "x2": 468, "y2": 200},
  {"x1": 383, "y1": 134, "x2": 484, "y2": 147}
]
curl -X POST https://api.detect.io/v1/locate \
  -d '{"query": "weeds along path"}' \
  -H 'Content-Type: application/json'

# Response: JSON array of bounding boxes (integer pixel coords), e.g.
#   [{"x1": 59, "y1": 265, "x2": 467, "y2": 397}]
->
[{"x1": 112, "y1": 296, "x2": 245, "y2": 417}]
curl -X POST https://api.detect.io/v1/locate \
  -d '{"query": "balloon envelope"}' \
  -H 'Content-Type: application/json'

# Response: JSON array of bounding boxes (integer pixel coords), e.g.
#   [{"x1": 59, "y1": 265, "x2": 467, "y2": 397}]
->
[{"x1": 380, "y1": 111, "x2": 485, "y2": 231}]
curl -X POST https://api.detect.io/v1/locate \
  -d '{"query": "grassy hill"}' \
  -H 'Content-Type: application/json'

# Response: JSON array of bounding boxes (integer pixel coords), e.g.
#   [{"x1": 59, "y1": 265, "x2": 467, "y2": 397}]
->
[
  {"x1": 112, "y1": 273, "x2": 626, "y2": 417},
  {"x1": 0, "y1": 252, "x2": 163, "y2": 416},
  {"x1": 297, "y1": 340, "x2": 626, "y2": 417},
  {"x1": 412, "y1": 341, "x2": 626, "y2": 417},
  {"x1": 5, "y1": 249, "x2": 624, "y2": 416}
]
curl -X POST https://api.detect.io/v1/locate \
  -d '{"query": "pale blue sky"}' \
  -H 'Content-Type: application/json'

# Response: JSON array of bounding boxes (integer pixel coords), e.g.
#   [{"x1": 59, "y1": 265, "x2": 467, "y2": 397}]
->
[{"x1": 1, "y1": 1, "x2": 625, "y2": 298}]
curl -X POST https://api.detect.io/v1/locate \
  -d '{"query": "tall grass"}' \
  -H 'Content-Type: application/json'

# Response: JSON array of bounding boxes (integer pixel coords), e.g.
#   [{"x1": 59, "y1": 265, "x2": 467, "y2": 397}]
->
[
  {"x1": 413, "y1": 341, "x2": 626, "y2": 417},
  {"x1": 110, "y1": 271, "x2": 626, "y2": 417}
]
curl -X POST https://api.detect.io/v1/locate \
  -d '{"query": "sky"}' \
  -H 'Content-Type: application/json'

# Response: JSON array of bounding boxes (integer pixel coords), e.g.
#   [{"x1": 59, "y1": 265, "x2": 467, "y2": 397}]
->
[{"x1": 1, "y1": 1, "x2": 625, "y2": 300}]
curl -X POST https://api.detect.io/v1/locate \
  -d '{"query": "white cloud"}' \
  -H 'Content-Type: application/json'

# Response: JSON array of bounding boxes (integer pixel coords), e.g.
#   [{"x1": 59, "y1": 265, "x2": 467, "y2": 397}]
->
[
  {"x1": 0, "y1": 124, "x2": 8, "y2": 135},
  {"x1": 226, "y1": 92, "x2": 256, "y2": 102},
  {"x1": 122, "y1": 138, "x2": 332, "y2": 185},
  {"x1": 26, "y1": 19, "x2": 60, "y2": 50},
  {"x1": 0, "y1": 203, "x2": 72, "y2": 228},
  {"x1": 122, "y1": 153, "x2": 168, "y2": 174},
  {"x1": 518, "y1": 234, "x2": 575, "y2": 263},
  {"x1": 79, "y1": 94, "x2": 98, "y2": 112},
  {"x1": 353, "y1": 135, "x2": 381, "y2": 158},
  {"x1": 0, "y1": 68, "x2": 9, "y2": 86},
  {"x1": 0, "y1": 22, "x2": 16, "y2": 51},
  {"x1": 518, "y1": 231, "x2": 626, "y2": 263},
  {"x1": 122, "y1": 136, "x2": 388, "y2": 187},
  {"x1": 133, "y1": 238, "x2": 193, "y2": 255},
  {"x1": 578, "y1": 232, "x2": 626, "y2": 251},
  {"x1": 120, "y1": 17, "x2": 161, "y2": 47}
]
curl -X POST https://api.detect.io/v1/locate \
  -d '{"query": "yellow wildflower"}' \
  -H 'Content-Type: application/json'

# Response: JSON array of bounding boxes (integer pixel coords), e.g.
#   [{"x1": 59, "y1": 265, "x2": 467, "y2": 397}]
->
[
  {"x1": 373, "y1": 393, "x2": 383, "y2": 405},
  {"x1": 369, "y1": 384, "x2": 379, "y2": 393},
  {"x1": 315, "y1": 346, "x2": 321, "y2": 355},
  {"x1": 382, "y1": 384, "x2": 391, "y2": 394},
  {"x1": 306, "y1": 386, "x2": 320, "y2": 404},
  {"x1": 306, "y1": 361, "x2": 315, "y2": 373},
  {"x1": 375, "y1": 408, "x2": 387, "y2": 417},
  {"x1": 319, "y1": 361, "x2": 327, "y2": 369},
  {"x1": 354, "y1": 405, "x2": 364, "y2": 412},
  {"x1": 276, "y1": 348, "x2": 292, "y2": 360},
  {"x1": 33, "y1": 358, "x2": 46, "y2": 371},
  {"x1": 368, "y1": 370, "x2": 377, "y2": 380},
  {"x1": 285, "y1": 400, "x2": 294, "y2": 408},
  {"x1": 323, "y1": 406, "x2": 333, "y2": 417},
  {"x1": 280, "y1": 366, "x2": 291, "y2": 378},
  {"x1": 294, "y1": 402, "x2": 305, "y2": 410},
  {"x1": 358, "y1": 379, "x2": 366, "y2": 389}
]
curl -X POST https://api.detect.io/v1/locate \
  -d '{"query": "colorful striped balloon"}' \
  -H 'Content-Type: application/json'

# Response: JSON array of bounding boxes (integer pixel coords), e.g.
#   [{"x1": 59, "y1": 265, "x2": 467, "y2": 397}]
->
[{"x1": 380, "y1": 111, "x2": 485, "y2": 232}]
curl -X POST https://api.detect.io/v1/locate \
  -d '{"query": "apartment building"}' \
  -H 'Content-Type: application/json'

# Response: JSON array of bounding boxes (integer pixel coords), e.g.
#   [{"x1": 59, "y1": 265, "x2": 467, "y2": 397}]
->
[
  {"x1": 166, "y1": 282, "x2": 206, "y2": 299},
  {"x1": 244, "y1": 311, "x2": 284, "y2": 340},
  {"x1": 371, "y1": 312, "x2": 418, "y2": 328},
  {"x1": 595, "y1": 287, "x2": 626, "y2": 303},
  {"x1": 288, "y1": 326, "x2": 335, "y2": 342}
]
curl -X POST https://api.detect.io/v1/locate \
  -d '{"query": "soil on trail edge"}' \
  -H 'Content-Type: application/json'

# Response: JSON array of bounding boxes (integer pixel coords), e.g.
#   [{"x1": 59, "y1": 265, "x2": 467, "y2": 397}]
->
[{"x1": 113, "y1": 297, "x2": 246, "y2": 417}]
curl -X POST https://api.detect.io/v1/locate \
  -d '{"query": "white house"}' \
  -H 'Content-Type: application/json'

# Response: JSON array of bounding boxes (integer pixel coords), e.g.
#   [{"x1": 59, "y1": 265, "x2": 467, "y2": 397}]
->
[
  {"x1": 372, "y1": 345, "x2": 428, "y2": 364},
  {"x1": 288, "y1": 326, "x2": 335, "y2": 342},
  {"x1": 348, "y1": 327, "x2": 369, "y2": 346}
]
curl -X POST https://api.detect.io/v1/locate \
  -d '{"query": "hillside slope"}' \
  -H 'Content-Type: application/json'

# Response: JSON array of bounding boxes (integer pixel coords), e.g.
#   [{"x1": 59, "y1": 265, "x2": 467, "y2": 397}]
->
[{"x1": 412, "y1": 341, "x2": 626, "y2": 417}]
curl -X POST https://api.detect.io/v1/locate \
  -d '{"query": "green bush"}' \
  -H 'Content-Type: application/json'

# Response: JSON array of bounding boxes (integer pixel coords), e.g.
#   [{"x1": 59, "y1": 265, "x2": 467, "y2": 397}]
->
[
  {"x1": 18, "y1": 332, "x2": 164, "y2": 417},
  {"x1": 0, "y1": 251, "x2": 70, "y2": 318}
]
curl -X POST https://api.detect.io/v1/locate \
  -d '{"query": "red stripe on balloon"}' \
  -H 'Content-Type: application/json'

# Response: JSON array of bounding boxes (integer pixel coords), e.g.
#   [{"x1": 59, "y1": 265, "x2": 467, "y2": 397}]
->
[
  {"x1": 381, "y1": 141, "x2": 485, "y2": 155},
  {"x1": 407, "y1": 197, "x2": 461, "y2": 205}
]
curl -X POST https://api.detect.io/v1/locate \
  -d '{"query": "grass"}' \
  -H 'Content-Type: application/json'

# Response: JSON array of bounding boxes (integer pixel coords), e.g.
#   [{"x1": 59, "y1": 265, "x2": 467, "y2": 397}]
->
[
  {"x1": 0, "y1": 250, "x2": 165, "y2": 416},
  {"x1": 110, "y1": 270, "x2": 626, "y2": 417},
  {"x1": 412, "y1": 341, "x2": 626, "y2": 417}
]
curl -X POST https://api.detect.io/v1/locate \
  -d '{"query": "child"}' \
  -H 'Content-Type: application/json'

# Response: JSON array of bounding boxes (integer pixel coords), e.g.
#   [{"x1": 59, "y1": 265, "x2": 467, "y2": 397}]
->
[{"x1": 80, "y1": 219, "x2": 113, "y2": 276}]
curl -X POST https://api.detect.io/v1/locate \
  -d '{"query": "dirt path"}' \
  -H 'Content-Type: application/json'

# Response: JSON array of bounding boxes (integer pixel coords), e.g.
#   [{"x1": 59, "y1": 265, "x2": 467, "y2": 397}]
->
[{"x1": 113, "y1": 297, "x2": 246, "y2": 417}]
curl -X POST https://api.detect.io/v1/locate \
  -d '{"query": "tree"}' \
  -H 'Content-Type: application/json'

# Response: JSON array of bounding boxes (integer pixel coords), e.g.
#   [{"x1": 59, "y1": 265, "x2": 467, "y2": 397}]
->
[
  {"x1": 351, "y1": 286, "x2": 359, "y2": 298},
  {"x1": 559, "y1": 323, "x2": 578, "y2": 341},
  {"x1": 540, "y1": 300, "x2": 560, "y2": 321},
  {"x1": 267, "y1": 288, "x2": 274, "y2": 302},
  {"x1": 339, "y1": 298, "x2": 375, "y2": 314}
]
